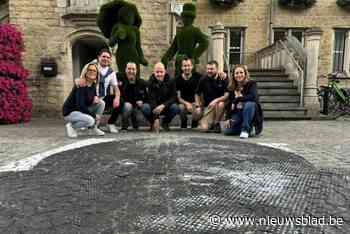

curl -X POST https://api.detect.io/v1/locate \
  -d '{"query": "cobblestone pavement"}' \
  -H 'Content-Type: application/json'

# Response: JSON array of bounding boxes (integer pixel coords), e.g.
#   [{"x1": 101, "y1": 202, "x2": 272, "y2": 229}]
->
[
  {"x1": 0, "y1": 137, "x2": 349, "y2": 233},
  {"x1": 0, "y1": 118, "x2": 349, "y2": 233},
  {"x1": 1, "y1": 118, "x2": 349, "y2": 170}
]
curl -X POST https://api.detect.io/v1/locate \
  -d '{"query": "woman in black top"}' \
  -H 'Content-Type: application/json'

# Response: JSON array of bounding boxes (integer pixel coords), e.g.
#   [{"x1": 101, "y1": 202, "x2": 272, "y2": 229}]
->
[
  {"x1": 222, "y1": 65, "x2": 263, "y2": 138},
  {"x1": 62, "y1": 62, "x2": 105, "y2": 138}
]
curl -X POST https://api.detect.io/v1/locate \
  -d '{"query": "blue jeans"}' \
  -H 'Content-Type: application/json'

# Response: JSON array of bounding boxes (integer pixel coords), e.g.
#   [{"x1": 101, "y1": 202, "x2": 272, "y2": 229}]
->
[
  {"x1": 223, "y1": 101, "x2": 256, "y2": 135},
  {"x1": 121, "y1": 102, "x2": 152, "y2": 127},
  {"x1": 152, "y1": 103, "x2": 180, "y2": 124}
]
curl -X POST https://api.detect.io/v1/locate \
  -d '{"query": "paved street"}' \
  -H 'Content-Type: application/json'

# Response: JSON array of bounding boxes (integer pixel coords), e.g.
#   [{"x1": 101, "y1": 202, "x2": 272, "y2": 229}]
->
[{"x1": 0, "y1": 118, "x2": 349, "y2": 233}]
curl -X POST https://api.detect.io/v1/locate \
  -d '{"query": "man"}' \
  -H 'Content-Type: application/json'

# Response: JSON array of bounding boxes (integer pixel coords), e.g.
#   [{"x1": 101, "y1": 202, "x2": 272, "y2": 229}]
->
[
  {"x1": 175, "y1": 57, "x2": 202, "y2": 128},
  {"x1": 194, "y1": 60, "x2": 229, "y2": 133},
  {"x1": 77, "y1": 48, "x2": 121, "y2": 133},
  {"x1": 148, "y1": 62, "x2": 180, "y2": 132},
  {"x1": 117, "y1": 62, "x2": 151, "y2": 131}
]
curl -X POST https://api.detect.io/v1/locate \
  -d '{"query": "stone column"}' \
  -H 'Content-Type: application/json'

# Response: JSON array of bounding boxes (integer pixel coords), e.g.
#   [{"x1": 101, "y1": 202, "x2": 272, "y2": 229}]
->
[
  {"x1": 344, "y1": 30, "x2": 350, "y2": 76},
  {"x1": 211, "y1": 22, "x2": 226, "y2": 71},
  {"x1": 304, "y1": 27, "x2": 323, "y2": 118}
]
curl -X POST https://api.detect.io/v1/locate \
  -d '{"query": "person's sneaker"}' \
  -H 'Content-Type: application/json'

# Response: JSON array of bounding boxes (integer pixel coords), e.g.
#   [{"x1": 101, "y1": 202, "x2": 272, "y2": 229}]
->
[
  {"x1": 65, "y1": 123, "x2": 78, "y2": 138},
  {"x1": 107, "y1": 124, "x2": 119, "y2": 133},
  {"x1": 213, "y1": 123, "x2": 221, "y2": 133},
  {"x1": 132, "y1": 125, "x2": 139, "y2": 130},
  {"x1": 161, "y1": 122, "x2": 170, "y2": 131},
  {"x1": 240, "y1": 131, "x2": 249, "y2": 139},
  {"x1": 120, "y1": 127, "x2": 128, "y2": 132},
  {"x1": 92, "y1": 126, "x2": 105, "y2": 136},
  {"x1": 205, "y1": 124, "x2": 215, "y2": 133}
]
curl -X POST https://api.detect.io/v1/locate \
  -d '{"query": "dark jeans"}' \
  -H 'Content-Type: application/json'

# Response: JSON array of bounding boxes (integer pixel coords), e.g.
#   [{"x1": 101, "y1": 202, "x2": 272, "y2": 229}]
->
[
  {"x1": 152, "y1": 103, "x2": 180, "y2": 124},
  {"x1": 121, "y1": 102, "x2": 152, "y2": 128},
  {"x1": 223, "y1": 101, "x2": 256, "y2": 135},
  {"x1": 104, "y1": 95, "x2": 124, "y2": 124}
]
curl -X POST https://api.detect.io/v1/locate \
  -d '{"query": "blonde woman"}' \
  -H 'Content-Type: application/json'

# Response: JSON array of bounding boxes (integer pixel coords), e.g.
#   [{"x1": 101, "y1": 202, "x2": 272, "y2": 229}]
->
[
  {"x1": 222, "y1": 65, "x2": 263, "y2": 138},
  {"x1": 62, "y1": 62, "x2": 105, "y2": 138}
]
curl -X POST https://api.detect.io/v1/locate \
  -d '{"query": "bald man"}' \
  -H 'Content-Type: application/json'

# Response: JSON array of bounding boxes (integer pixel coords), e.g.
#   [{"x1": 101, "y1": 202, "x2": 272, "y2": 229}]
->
[{"x1": 148, "y1": 62, "x2": 180, "y2": 132}]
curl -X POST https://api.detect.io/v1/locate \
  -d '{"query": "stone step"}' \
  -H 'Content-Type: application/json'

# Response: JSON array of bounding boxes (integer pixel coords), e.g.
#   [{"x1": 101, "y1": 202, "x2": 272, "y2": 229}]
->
[
  {"x1": 258, "y1": 88, "x2": 299, "y2": 95},
  {"x1": 263, "y1": 109, "x2": 309, "y2": 120},
  {"x1": 251, "y1": 76, "x2": 290, "y2": 82},
  {"x1": 250, "y1": 73, "x2": 289, "y2": 79},
  {"x1": 260, "y1": 95, "x2": 300, "y2": 103},
  {"x1": 257, "y1": 81, "x2": 294, "y2": 88},
  {"x1": 261, "y1": 102, "x2": 300, "y2": 109},
  {"x1": 249, "y1": 68, "x2": 285, "y2": 75}
]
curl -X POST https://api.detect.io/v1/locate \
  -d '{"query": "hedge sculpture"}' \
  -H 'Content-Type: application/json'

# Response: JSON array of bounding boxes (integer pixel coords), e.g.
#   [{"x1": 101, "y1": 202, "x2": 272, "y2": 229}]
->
[
  {"x1": 97, "y1": 0, "x2": 148, "y2": 74},
  {"x1": 0, "y1": 23, "x2": 32, "y2": 124},
  {"x1": 161, "y1": 3, "x2": 209, "y2": 76},
  {"x1": 278, "y1": 0, "x2": 316, "y2": 9},
  {"x1": 337, "y1": 0, "x2": 350, "y2": 10},
  {"x1": 209, "y1": 0, "x2": 244, "y2": 8}
]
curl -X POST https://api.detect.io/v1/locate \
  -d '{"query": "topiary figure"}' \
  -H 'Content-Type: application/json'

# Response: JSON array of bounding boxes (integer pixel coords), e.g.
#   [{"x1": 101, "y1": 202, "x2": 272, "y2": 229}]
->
[
  {"x1": 278, "y1": 0, "x2": 316, "y2": 9},
  {"x1": 97, "y1": 0, "x2": 148, "y2": 75},
  {"x1": 161, "y1": 3, "x2": 209, "y2": 76},
  {"x1": 337, "y1": 0, "x2": 350, "y2": 10},
  {"x1": 209, "y1": 0, "x2": 244, "y2": 8}
]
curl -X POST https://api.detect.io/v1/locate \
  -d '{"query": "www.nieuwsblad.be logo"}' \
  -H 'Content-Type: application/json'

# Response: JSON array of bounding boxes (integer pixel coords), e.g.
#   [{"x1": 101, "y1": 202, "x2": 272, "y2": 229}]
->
[{"x1": 209, "y1": 215, "x2": 344, "y2": 227}]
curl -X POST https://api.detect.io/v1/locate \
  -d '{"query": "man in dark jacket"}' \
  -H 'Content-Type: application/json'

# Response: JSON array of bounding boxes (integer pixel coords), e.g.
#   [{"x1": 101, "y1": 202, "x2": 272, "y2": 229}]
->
[
  {"x1": 118, "y1": 62, "x2": 151, "y2": 131},
  {"x1": 148, "y1": 62, "x2": 180, "y2": 132}
]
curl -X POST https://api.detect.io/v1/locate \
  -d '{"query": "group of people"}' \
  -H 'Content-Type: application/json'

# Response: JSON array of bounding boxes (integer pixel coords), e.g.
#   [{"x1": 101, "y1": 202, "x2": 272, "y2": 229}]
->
[{"x1": 62, "y1": 48, "x2": 263, "y2": 139}]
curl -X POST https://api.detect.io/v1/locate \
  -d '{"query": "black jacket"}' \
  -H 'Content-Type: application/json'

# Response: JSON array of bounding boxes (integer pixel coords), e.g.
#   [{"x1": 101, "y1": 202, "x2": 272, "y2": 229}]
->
[
  {"x1": 148, "y1": 74, "x2": 177, "y2": 110},
  {"x1": 226, "y1": 80, "x2": 263, "y2": 135},
  {"x1": 62, "y1": 84, "x2": 96, "y2": 118},
  {"x1": 117, "y1": 72, "x2": 148, "y2": 106}
]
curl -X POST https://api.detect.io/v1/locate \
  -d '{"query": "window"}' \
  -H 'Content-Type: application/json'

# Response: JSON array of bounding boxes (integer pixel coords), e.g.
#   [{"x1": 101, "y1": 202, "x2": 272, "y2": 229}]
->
[
  {"x1": 332, "y1": 29, "x2": 347, "y2": 73},
  {"x1": 225, "y1": 28, "x2": 245, "y2": 67},
  {"x1": 273, "y1": 28, "x2": 305, "y2": 46}
]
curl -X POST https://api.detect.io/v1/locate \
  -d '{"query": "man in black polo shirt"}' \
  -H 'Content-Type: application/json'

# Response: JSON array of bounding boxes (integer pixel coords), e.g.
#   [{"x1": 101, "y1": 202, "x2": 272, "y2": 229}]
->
[
  {"x1": 194, "y1": 60, "x2": 229, "y2": 133},
  {"x1": 118, "y1": 62, "x2": 151, "y2": 131},
  {"x1": 176, "y1": 58, "x2": 202, "y2": 128}
]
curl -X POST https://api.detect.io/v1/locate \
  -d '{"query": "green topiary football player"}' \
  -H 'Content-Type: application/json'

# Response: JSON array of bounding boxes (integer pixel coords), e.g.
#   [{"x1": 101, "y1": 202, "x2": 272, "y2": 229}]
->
[{"x1": 162, "y1": 3, "x2": 209, "y2": 76}]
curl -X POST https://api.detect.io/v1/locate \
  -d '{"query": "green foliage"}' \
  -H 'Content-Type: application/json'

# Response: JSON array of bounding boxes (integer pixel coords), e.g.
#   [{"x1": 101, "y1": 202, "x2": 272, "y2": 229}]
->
[
  {"x1": 97, "y1": 0, "x2": 147, "y2": 75},
  {"x1": 162, "y1": 3, "x2": 209, "y2": 76},
  {"x1": 278, "y1": 0, "x2": 316, "y2": 9},
  {"x1": 337, "y1": 0, "x2": 350, "y2": 10},
  {"x1": 209, "y1": 0, "x2": 244, "y2": 8}
]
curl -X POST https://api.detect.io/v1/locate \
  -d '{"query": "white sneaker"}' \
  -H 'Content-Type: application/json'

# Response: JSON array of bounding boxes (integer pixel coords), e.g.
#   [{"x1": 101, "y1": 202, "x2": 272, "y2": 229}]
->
[
  {"x1": 66, "y1": 123, "x2": 78, "y2": 138},
  {"x1": 107, "y1": 124, "x2": 119, "y2": 133},
  {"x1": 240, "y1": 131, "x2": 249, "y2": 139},
  {"x1": 92, "y1": 126, "x2": 105, "y2": 136}
]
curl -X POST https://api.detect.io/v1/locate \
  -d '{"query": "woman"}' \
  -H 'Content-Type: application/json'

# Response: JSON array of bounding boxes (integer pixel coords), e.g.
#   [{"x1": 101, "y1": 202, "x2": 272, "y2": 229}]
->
[
  {"x1": 222, "y1": 65, "x2": 263, "y2": 138},
  {"x1": 62, "y1": 62, "x2": 105, "y2": 138}
]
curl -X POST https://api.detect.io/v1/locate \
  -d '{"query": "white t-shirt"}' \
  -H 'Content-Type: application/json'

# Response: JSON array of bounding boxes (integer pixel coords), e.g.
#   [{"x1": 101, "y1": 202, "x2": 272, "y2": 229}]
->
[{"x1": 99, "y1": 66, "x2": 118, "y2": 98}]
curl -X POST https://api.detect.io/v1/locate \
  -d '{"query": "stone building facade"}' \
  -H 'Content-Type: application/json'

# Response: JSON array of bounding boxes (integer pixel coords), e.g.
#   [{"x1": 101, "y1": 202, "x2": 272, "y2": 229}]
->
[{"x1": 5, "y1": 0, "x2": 350, "y2": 115}]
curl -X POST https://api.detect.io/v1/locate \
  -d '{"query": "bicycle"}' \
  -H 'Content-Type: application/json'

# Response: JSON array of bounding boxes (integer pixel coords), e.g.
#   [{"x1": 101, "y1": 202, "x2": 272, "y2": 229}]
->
[{"x1": 317, "y1": 72, "x2": 350, "y2": 118}]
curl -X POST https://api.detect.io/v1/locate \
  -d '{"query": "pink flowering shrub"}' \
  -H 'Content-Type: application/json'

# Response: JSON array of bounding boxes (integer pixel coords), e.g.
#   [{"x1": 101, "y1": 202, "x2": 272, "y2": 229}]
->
[{"x1": 0, "y1": 23, "x2": 32, "y2": 124}]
